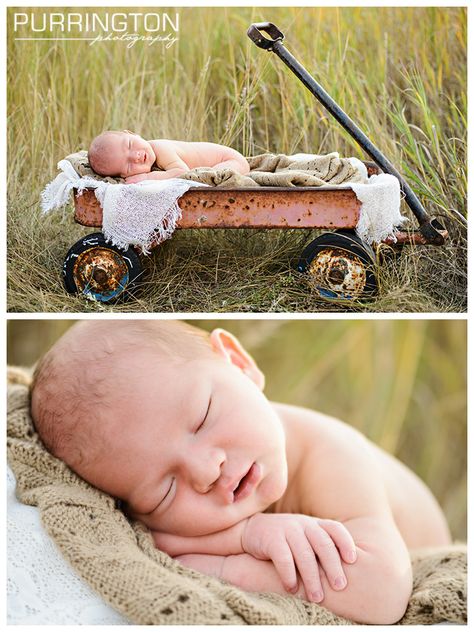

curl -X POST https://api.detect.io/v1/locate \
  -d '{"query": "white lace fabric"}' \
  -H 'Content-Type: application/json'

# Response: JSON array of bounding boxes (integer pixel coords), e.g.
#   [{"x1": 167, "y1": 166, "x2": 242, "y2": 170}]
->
[
  {"x1": 7, "y1": 465, "x2": 129, "y2": 625},
  {"x1": 351, "y1": 173, "x2": 407, "y2": 244},
  {"x1": 101, "y1": 178, "x2": 205, "y2": 253}
]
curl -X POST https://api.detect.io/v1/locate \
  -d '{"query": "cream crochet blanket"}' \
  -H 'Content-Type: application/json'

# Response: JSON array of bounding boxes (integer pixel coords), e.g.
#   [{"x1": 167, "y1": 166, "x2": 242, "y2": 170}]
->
[{"x1": 7, "y1": 370, "x2": 466, "y2": 625}]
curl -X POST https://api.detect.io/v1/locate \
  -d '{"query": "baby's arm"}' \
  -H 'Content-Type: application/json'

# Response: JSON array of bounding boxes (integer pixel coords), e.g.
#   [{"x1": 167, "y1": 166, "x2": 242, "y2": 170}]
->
[
  {"x1": 176, "y1": 552, "x2": 309, "y2": 598},
  {"x1": 212, "y1": 151, "x2": 250, "y2": 175},
  {"x1": 170, "y1": 514, "x2": 411, "y2": 624},
  {"x1": 289, "y1": 418, "x2": 413, "y2": 623},
  {"x1": 176, "y1": 517, "x2": 410, "y2": 625},
  {"x1": 125, "y1": 168, "x2": 189, "y2": 184},
  {"x1": 153, "y1": 513, "x2": 356, "y2": 601}
]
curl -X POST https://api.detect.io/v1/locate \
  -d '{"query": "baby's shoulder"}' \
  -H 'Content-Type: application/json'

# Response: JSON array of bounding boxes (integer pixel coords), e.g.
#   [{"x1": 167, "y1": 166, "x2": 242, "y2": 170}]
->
[
  {"x1": 273, "y1": 401, "x2": 365, "y2": 446},
  {"x1": 273, "y1": 402, "x2": 376, "y2": 512}
]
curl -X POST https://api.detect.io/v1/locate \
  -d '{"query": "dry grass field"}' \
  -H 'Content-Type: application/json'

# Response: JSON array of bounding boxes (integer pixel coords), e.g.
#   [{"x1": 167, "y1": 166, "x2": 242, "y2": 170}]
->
[{"x1": 7, "y1": 6, "x2": 466, "y2": 312}]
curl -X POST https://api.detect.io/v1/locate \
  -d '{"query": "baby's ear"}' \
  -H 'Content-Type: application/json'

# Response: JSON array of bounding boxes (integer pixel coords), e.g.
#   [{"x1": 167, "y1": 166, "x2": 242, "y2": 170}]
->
[{"x1": 209, "y1": 329, "x2": 265, "y2": 390}]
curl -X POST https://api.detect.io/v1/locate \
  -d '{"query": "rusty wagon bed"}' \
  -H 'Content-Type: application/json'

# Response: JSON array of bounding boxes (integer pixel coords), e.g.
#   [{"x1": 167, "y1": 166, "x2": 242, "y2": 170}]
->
[{"x1": 64, "y1": 172, "x2": 446, "y2": 303}]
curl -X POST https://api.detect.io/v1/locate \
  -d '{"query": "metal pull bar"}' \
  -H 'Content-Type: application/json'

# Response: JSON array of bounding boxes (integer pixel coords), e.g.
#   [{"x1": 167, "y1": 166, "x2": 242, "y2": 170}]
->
[{"x1": 247, "y1": 22, "x2": 446, "y2": 244}]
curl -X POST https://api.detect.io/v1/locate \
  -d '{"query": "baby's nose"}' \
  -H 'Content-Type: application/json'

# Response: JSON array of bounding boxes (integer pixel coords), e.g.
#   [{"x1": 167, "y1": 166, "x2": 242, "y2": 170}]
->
[{"x1": 189, "y1": 449, "x2": 225, "y2": 493}]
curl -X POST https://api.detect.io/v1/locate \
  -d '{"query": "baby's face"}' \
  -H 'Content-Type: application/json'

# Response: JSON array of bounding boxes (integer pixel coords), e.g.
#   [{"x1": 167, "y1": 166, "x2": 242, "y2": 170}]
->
[
  {"x1": 78, "y1": 347, "x2": 288, "y2": 537},
  {"x1": 101, "y1": 132, "x2": 156, "y2": 177}
]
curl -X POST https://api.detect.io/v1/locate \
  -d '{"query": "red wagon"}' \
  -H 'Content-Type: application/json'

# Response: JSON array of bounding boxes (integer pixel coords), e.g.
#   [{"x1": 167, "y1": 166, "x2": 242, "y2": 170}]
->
[{"x1": 63, "y1": 22, "x2": 447, "y2": 303}]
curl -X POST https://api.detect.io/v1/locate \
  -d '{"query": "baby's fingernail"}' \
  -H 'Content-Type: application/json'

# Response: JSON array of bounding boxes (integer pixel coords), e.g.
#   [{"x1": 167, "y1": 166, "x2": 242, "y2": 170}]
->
[
  {"x1": 334, "y1": 576, "x2": 347, "y2": 590},
  {"x1": 347, "y1": 549, "x2": 357, "y2": 563},
  {"x1": 289, "y1": 584, "x2": 298, "y2": 594},
  {"x1": 311, "y1": 590, "x2": 324, "y2": 603}
]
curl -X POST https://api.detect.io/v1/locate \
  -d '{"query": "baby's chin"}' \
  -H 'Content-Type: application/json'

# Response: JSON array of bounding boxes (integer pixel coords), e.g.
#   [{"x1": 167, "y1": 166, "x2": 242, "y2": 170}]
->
[{"x1": 263, "y1": 471, "x2": 288, "y2": 507}]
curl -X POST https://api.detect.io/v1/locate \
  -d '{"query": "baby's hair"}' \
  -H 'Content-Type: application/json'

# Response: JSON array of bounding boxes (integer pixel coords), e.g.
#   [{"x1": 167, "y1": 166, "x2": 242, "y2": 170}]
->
[
  {"x1": 88, "y1": 130, "x2": 125, "y2": 176},
  {"x1": 31, "y1": 320, "x2": 214, "y2": 472}
]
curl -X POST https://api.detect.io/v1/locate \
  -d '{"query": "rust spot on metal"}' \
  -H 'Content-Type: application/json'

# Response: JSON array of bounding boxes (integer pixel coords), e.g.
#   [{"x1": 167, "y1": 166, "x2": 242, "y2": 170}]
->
[
  {"x1": 73, "y1": 248, "x2": 129, "y2": 294},
  {"x1": 327, "y1": 258, "x2": 349, "y2": 284},
  {"x1": 365, "y1": 161, "x2": 382, "y2": 177},
  {"x1": 73, "y1": 189, "x2": 104, "y2": 227},
  {"x1": 383, "y1": 229, "x2": 449, "y2": 246},
  {"x1": 308, "y1": 247, "x2": 367, "y2": 297},
  {"x1": 91, "y1": 267, "x2": 108, "y2": 285}
]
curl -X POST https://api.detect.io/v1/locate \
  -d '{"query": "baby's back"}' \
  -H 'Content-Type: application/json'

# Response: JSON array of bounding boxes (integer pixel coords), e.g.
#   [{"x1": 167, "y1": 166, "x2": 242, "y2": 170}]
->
[
  {"x1": 370, "y1": 443, "x2": 451, "y2": 548},
  {"x1": 150, "y1": 139, "x2": 239, "y2": 170}
]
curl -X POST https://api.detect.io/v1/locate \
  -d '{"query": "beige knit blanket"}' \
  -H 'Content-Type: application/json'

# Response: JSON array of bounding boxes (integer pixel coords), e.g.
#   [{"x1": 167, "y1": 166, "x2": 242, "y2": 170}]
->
[
  {"x1": 66, "y1": 150, "x2": 366, "y2": 187},
  {"x1": 7, "y1": 369, "x2": 467, "y2": 625}
]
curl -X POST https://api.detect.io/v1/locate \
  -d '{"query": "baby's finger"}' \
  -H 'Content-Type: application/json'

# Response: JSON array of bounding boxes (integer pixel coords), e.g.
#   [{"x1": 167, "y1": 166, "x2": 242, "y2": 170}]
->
[
  {"x1": 306, "y1": 526, "x2": 347, "y2": 592},
  {"x1": 268, "y1": 542, "x2": 298, "y2": 594},
  {"x1": 286, "y1": 531, "x2": 324, "y2": 603},
  {"x1": 318, "y1": 519, "x2": 357, "y2": 564}
]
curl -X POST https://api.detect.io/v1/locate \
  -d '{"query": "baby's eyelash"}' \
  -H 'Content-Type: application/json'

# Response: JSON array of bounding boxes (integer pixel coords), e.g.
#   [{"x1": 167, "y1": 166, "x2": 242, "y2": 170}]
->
[
  {"x1": 152, "y1": 478, "x2": 174, "y2": 513},
  {"x1": 196, "y1": 397, "x2": 212, "y2": 433}
]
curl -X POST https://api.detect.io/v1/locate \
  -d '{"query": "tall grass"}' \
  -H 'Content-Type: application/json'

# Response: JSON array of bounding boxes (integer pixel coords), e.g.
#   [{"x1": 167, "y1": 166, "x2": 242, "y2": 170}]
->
[
  {"x1": 7, "y1": 6, "x2": 466, "y2": 312},
  {"x1": 7, "y1": 318, "x2": 467, "y2": 540}
]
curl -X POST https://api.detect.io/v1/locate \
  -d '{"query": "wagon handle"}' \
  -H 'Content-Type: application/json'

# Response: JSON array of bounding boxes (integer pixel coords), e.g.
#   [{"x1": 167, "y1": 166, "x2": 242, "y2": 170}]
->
[
  {"x1": 247, "y1": 22, "x2": 284, "y2": 49},
  {"x1": 247, "y1": 22, "x2": 447, "y2": 245}
]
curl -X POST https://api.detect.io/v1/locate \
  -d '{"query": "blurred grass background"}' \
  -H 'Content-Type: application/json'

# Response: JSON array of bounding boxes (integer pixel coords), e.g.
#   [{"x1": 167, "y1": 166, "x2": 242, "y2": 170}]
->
[
  {"x1": 7, "y1": 6, "x2": 466, "y2": 312},
  {"x1": 7, "y1": 318, "x2": 467, "y2": 541}
]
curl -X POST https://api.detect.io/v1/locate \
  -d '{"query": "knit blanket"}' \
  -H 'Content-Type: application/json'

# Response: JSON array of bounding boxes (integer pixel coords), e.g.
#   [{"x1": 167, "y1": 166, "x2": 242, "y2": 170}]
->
[
  {"x1": 62, "y1": 149, "x2": 367, "y2": 187},
  {"x1": 7, "y1": 369, "x2": 466, "y2": 626}
]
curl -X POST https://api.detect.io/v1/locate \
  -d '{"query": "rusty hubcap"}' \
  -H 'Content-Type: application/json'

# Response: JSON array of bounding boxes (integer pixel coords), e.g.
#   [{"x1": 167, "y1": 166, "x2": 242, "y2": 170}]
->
[
  {"x1": 308, "y1": 247, "x2": 367, "y2": 298},
  {"x1": 73, "y1": 248, "x2": 129, "y2": 298}
]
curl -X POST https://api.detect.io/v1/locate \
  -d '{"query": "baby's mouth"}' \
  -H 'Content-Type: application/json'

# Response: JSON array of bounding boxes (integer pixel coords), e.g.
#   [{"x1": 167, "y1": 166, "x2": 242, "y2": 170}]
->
[{"x1": 232, "y1": 462, "x2": 261, "y2": 502}]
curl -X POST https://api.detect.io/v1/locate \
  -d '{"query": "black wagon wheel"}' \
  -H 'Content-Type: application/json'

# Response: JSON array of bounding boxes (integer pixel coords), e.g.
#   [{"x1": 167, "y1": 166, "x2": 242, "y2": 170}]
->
[
  {"x1": 63, "y1": 232, "x2": 143, "y2": 302},
  {"x1": 297, "y1": 229, "x2": 377, "y2": 300}
]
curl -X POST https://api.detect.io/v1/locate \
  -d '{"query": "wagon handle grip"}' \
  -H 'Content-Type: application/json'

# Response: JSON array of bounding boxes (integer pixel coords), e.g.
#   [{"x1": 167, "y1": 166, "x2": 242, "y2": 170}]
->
[{"x1": 247, "y1": 22, "x2": 284, "y2": 50}]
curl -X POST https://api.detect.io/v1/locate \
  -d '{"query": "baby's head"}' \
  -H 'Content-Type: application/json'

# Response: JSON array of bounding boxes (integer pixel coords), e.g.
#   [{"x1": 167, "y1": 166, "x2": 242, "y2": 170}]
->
[
  {"x1": 31, "y1": 320, "x2": 288, "y2": 536},
  {"x1": 88, "y1": 130, "x2": 156, "y2": 178}
]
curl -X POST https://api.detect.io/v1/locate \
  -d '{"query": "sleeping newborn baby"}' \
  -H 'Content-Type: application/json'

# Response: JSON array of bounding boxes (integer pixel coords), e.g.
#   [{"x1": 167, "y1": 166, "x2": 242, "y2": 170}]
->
[
  {"x1": 30, "y1": 320, "x2": 452, "y2": 624},
  {"x1": 88, "y1": 130, "x2": 250, "y2": 183}
]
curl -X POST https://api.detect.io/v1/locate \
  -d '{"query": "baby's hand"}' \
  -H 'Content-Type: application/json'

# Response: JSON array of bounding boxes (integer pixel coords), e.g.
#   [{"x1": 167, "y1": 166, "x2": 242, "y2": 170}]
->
[
  {"x1": 125, "y1": 173, "x2": 151, "y2": 184},
  {"x1": 241, "y1": 513, "x2": 357, "y2": 603}
]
